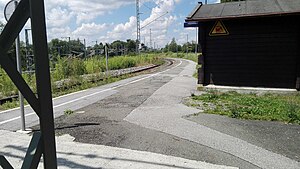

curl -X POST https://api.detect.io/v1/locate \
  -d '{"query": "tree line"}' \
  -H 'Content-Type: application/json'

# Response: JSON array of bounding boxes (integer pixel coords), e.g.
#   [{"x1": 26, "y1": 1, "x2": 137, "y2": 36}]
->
[
  {"x1": 48, "y1": 38, "x2": 140, "y2": 57},
  {"x1": 163, "y1": 38, "x2": 198, "y2": 53}
]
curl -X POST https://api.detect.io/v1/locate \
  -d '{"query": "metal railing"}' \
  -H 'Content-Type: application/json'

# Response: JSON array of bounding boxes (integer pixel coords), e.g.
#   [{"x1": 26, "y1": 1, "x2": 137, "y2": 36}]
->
[{"x1": 0, "y1": 0, "x2": 57, "y2": 168}]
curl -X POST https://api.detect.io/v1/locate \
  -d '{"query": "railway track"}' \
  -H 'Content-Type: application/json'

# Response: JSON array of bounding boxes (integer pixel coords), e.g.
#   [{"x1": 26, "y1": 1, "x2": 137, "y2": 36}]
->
[{"x1": 0, "y1": 58, "x2": 174, "y2": 105}]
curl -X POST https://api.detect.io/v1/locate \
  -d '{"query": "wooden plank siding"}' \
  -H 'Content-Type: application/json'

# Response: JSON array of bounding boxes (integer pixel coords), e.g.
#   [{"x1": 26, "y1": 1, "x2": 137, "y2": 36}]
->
[{"x1": 199, "y1": 15, "x2": 300, "y2": 89}]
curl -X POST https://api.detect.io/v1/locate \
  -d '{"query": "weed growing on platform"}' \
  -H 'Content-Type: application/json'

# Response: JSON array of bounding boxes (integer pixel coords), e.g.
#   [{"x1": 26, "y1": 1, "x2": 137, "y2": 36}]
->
[
  {"x1": 190, "y1": 91, "x2": 300, "y2": 124},
  {"x1": 64, "y1": 109, "x2": 74, "y2": 115}
]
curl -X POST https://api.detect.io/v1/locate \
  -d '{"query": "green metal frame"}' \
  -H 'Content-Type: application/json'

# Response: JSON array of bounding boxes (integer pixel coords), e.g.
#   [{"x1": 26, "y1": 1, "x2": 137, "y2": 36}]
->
[{"x1": 0, "y1": 0, "x2": 57, "y2": 168}]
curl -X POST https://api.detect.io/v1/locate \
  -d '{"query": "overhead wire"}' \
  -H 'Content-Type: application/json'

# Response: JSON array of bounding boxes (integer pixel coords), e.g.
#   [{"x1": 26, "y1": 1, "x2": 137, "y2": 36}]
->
[{"x1": 112, "y1": 0, "x2": 172, "y2": 47}]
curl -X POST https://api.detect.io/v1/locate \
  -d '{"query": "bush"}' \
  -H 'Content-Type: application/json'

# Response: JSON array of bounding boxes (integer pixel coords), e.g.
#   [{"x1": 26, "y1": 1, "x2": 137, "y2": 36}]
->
[
  {"x1": 84, "y1": 57, "x2": 103, "y2": 74},
  {"x1": 0, "y1": 54, "x2": 163, "y2": 99},
  {"x1": 70, "y1": 58, "x2": 86, "y2": 76},
  {"x1": 0, "y1": 68, "x2": 17, "y2": 97},
  {"x1": 52, "y1": 56, "x2": 68, "y2": 80}
]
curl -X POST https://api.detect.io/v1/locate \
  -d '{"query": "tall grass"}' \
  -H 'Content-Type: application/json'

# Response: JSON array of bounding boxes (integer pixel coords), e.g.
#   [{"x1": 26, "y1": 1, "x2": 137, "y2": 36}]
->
[
  {"x1": 84, "y1": 57, "x2": 103, "y2": 74},
  {"x1": 0, "y1": 54, "x2": 162, "y2": 99},
  {"x1": 0, "y1": 68, "x2": 36, "y2": 98},
  {"x1": 163, "y1": 52, "x2": 199, "y2": 63},
  {"x1": 0, "y1": 68, "x2": 17, "y2": 97}
]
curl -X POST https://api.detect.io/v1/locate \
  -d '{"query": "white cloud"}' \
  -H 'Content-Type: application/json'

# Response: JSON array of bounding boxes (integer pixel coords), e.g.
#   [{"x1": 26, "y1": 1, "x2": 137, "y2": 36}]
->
[
  {"x1": 73, "y1": 23, "x2": 110, "y2": 36},
  {"x1": 45, "y1": 0, "x2": 135, "y2": 24},
  {"x1": 139, "y1": 0, "x2": 177, "y2": 47},
  {"x1": 47, "y1": 27, "x2": 72, "y2": 40},
  {"x1": 46, "y1": 7, "x2": 73, "y2": 28},
  {"x1": 0, "y1": 0, "x2": 197, "y2": 47},
  {"x1": 43, "y1": 0, "x2": 136, "y2": 42},
  {"x1": 177, "y1": 28, "x2": 197, "y2": 45},
  {"x1": 114, "y1": 16, "x2": 136, "y2": 33},
  {"x1": 103, "y1": 16, "x2": 136, "y2": 42},
  {"x1": 69, "y1": 22, "x2": 113, "y2": 45},
  {"x1": 98, "y1": 0, "x2": 178, "y2": 48}
]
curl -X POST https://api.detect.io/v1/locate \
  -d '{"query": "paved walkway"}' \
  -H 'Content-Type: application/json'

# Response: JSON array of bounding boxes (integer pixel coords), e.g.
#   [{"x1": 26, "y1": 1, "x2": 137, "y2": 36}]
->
[
  {"x1": 124, "y1": 59, "x2": 300, "y2": 169},
  {"x1": 0, "y1": 59, "x2": 238, "y2": 169},
  {"x1": 1, "y1": 58, "x2": 299, "y2": 168},
  {"x1": 0, "y1": 130, "x2": 236, "y2": 169}
]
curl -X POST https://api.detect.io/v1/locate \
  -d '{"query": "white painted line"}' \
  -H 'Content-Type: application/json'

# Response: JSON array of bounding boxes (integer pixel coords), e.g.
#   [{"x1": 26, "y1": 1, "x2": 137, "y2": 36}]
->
[
  {"x1": 0, "y1": 116, "x2": 22, "y2": 125},
  {"x1": 0, "y1": 60, "x2": 183, "y2": 125},
  {"x1": 53, "y1": 89, "x2": 89, "y2": 100},
  {"x1": 0, "y1": 89, "x2": 89, "y2": 115},
  {"x1": 0, "y1": 106, "x2": 24, "y2": 114}
]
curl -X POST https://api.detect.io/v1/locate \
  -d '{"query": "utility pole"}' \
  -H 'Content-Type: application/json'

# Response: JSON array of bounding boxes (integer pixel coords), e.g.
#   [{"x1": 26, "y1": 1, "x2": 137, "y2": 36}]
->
[
  {"x1": 68, "y1": 37, "x2": 70, "y2": 54},
  {"x1": 14, "y1": 0, "x2": 25, "y2": 131},
  {"x1": 176, "y1": 44, "x2": 178, "y2": 57},
  {"x1": 61, "y1": 36, "x2": 70, "y2": 55},
  {"x1": 92, "y1": 40, "x2": 98, "y2": 55},
  {"x1": 176, "y1": 38, "x2": 178, "y2": 57},
  {"x1": 92, "y1": 40, "x2": 98, "y2": 45},
  {"x1": 25, "y1": 28, "x2": 32, "y2": 71},
  {"x1": 105, "y1": 44, "x2": 109, "y2": 72},
  {"x1": 186, "y1": 34, "x2": 189, "y2": 58},
  {"x1": 136, "y1": 0, "x2": 141, "y2": 54},
  {"x1": 79, "y1": 38, "x2": 87, "y2": 58},
  {"x1": 84, "y1": 39, "x2": 86, "y2": 58},
  {"x1": 150, "y1": 29, "x2": 152, "y2": 49}
]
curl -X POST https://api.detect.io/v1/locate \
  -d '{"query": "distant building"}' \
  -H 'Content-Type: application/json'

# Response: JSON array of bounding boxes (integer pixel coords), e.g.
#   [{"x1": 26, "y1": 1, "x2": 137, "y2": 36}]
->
[{"x1": 185, "y1": 0, "x2": 300, "y2": 90}]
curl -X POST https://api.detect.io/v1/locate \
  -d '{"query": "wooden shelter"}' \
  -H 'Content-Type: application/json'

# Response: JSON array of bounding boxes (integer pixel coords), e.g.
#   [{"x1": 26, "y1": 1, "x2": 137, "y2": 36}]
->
[{"x1": 185, "y1": 0, "x2": 300, "y2": 89}]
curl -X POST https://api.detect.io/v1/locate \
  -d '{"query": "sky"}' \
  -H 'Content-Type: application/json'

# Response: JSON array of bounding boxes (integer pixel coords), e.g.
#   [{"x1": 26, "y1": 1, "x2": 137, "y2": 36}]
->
[{"x1": 0, "y1": 0, "x2": 220, "y2": 48}]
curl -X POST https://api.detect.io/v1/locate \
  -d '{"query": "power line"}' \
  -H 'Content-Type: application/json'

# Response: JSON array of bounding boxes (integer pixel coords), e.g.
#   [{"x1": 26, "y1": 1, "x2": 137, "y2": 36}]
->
[
  {"x1": 142, "y1": 3, "x2": 153, "y2": 11},
  {"x1": 150, "y1": 28, "x2": 152, "y2": 49},
  {"x1": 142, "y1": 2, "x2": 166, "y2": 15},
  {"x1": 140, "y1": 12, "x2": 168, "y2": 29}
]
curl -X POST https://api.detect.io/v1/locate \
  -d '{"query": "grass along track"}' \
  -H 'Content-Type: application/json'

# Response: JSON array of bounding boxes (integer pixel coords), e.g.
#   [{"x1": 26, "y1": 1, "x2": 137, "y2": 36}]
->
[{"x1": 0, "y1": 57, "x2": 173, "y2": 111}]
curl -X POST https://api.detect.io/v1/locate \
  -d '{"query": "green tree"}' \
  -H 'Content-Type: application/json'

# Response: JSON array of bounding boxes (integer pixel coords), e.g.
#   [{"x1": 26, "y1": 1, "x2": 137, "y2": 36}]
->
[
  {"x1": 7, "y1": 41, "x2": 27, "y2": 69},
  {"x1": 163, "y1": 43, "x2": 169, "y2": 53},
  {"x1": 69, "y1": 39, "x2": 85, "y2": 55},
  {"x1": 126, "y1": 39, "x2": 136, "y2": 53},
  {"x1": 163, "y1": 38, "x2": 183, "y2": 53},
  {"x1": 169, "y1": 38, "x2": 178, "y2": 52},
  {"x1": 177, "y1": 45, "x2": 182, "y2": 52},
  {"x1": 93, "y1": 42, "x2": 104, "y2": 56},
  {"x1": 49, "y1": 38, "x2": 85, "y2": 57},
  {"x1": 182, "y1": 42, "x2": 194, "y2": 53},
  {"x1": 111, "y1": 40, "x2": 126, "y2": 56},
  {"x1": 0, "y1": 22, "x2": 30, "y2": 70},
  {"x1": 48, "y1": 38, "x2": 69, "y2": 57}
]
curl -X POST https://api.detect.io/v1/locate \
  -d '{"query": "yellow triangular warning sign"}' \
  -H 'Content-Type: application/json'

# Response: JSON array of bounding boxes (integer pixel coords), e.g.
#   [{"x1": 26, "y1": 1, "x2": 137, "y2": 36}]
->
[{"x1": 209, "y1": 20, "x2": 229, "y2": 36}]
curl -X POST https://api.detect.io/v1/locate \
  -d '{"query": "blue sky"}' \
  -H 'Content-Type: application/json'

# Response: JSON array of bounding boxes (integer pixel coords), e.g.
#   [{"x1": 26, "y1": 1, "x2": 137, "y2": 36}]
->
[{"x1": 0, "y1": 0, "x2": 220, "y2": 47}]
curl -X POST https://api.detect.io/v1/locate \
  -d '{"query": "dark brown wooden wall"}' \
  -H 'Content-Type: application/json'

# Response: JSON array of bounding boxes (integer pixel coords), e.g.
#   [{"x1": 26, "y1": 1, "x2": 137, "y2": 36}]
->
[{"x1": 199, "y1": 15, "x2": 300, "y2": 89}]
